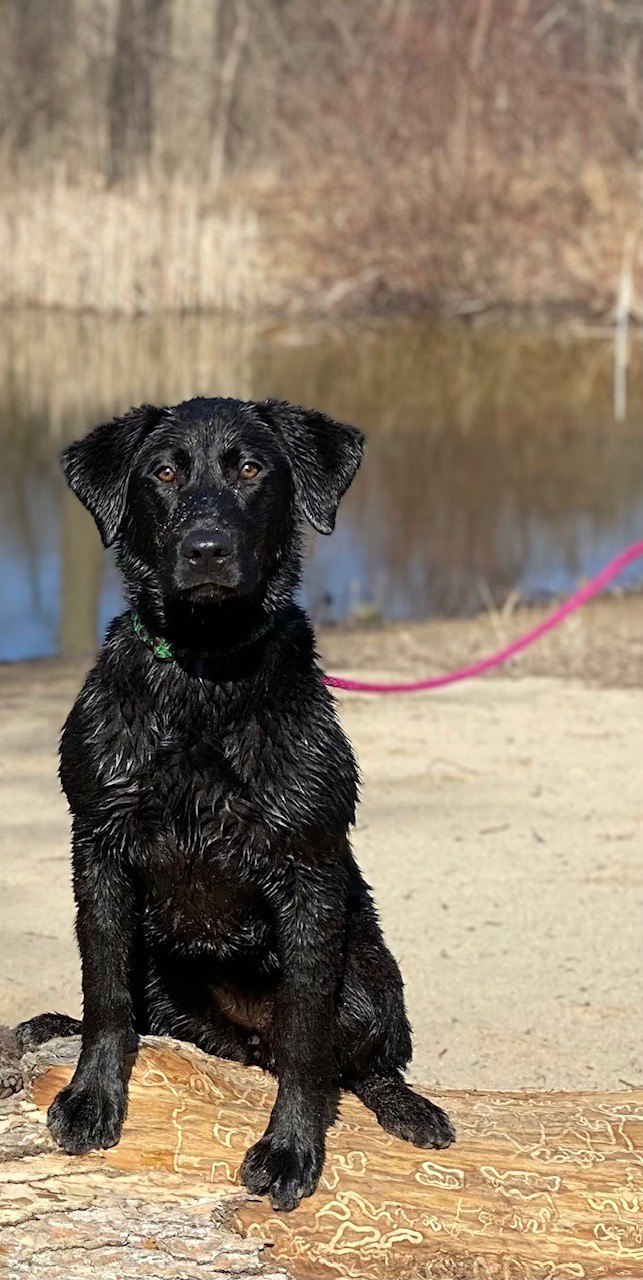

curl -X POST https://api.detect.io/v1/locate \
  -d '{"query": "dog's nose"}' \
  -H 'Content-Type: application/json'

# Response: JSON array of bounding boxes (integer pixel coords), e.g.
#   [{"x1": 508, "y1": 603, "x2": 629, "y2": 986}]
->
[{"x1": 181, "y1": 528, "x2": 233, "y2": 567}]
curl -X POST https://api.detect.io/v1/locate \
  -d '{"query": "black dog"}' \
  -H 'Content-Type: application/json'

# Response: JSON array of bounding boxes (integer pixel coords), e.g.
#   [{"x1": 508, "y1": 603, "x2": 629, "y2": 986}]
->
[{"x1": 19, "y1": 396, "x2": 454, "y2": 1211}]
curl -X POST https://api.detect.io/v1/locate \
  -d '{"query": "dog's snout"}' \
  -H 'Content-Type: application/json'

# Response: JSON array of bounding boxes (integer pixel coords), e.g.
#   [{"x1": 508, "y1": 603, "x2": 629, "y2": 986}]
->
[
  {"x1": 173, "y1": 521, "x2": 246, "y2": 595},
  {"x1": 181, "y1": 528, "x2": 233, "y2": 567}
]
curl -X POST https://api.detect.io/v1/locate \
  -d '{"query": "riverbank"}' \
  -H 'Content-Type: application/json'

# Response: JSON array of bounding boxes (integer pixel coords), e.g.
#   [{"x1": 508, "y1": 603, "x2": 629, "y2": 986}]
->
[
  {"x1": 321, "y1": 591, "x2": 643, "y2": 690},
  {"x1": 1, "y1": 594, "x2": 641, "y2": 1092}
]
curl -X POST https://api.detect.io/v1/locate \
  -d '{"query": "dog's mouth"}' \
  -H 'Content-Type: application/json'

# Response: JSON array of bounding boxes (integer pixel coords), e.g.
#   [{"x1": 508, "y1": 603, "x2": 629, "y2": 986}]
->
[
  {"x1": 178, "y1": 580, "x2": 242, "y2": 602},
  {"x1": 173, "y1": 567, "x2": 261, "y2": 603},
  {"x1": 168, "y1": 545, "x2": 261, "y2": 603}
]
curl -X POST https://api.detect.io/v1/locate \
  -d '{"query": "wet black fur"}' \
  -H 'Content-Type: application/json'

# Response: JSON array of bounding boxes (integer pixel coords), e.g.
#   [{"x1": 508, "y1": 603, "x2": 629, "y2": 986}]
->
[{"x1": 19, "y1": 396, "x2": 454, "y2": 1211}]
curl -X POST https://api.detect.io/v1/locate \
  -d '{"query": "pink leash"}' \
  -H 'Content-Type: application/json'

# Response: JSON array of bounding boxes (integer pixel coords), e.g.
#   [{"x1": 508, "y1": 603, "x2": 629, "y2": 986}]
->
[{"x1": 323, "y1": 539, "x2": 643, "y2": 694}]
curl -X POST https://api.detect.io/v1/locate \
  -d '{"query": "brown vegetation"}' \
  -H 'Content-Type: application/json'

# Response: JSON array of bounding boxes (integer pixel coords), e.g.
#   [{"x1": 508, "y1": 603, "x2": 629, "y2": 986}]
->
[{"x1": 1, "y1": 1, "x2": 643, "y2": 315}]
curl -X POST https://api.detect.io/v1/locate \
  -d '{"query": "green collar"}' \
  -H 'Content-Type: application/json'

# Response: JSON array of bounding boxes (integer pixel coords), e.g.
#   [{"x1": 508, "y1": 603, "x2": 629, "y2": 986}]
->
[{"x1": 131, "y1": 610, "x2": 273, "y2": 663}]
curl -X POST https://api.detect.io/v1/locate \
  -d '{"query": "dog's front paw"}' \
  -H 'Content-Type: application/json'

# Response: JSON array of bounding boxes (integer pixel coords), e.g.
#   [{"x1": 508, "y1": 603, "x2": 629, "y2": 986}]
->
[
  {"x1": 47, "y1": 1078, "x2": 126, "y2": 1154},
  {"x1": 240, "y1": 1131, "x2": 324, "y2": 1211}
]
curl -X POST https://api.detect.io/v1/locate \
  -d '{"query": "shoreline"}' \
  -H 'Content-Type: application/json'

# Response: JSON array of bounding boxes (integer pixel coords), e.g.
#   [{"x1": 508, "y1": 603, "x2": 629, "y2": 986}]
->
[
  {"x1": 3, "y1": 592, "x2": 642, "y2": 688},
  {"x1": 320, "y1": 591, "x2": 643, "y2": 691},
  {"x1": 1, "y1": 299, "x2": 641, "y2": 330}
]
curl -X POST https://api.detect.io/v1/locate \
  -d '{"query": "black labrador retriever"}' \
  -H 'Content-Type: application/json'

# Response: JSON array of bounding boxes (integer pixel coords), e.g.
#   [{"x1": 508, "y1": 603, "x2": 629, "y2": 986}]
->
[{"x1": 18, "y1": 396, "x2": 454, "y2": 1211}]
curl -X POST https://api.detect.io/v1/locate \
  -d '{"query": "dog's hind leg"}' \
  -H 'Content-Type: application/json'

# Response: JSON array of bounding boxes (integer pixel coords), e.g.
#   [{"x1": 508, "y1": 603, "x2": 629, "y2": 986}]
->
[
  {"x1": 15, "y1": 1004, "x2": 255, "y2": 1065},
  {"x1": 0, "y1": 1013, "x2": 83, "y2": 1098},
  {"x1": 15, "y1": 1012, "x2": 83, "y2": 1053},
  {"x1": 349, "y1": 1069, "x2": 454, "y2": 1148},
  {"x1": 336, "y1": 886, "x2": 455, "y2": 1150}
]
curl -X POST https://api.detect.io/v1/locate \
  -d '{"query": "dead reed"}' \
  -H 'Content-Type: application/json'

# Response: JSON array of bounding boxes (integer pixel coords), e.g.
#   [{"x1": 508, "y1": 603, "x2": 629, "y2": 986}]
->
[{"x1": 0, "y1": 180, "x2": 263, "y2": 316}]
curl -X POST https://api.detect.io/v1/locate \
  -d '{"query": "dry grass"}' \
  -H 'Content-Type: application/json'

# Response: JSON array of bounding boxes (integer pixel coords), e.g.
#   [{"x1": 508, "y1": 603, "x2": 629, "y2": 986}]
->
[
  {"x1": 0, "y1": 160, "x2": 635, "y2": 320},
  {"x1": 0, "y1": 180, "x2": 263, "y2": 315}
]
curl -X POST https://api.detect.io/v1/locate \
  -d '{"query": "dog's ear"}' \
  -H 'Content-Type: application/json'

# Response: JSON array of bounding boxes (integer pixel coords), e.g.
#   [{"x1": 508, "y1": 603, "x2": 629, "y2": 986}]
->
[
  {"x1": 254, "y1": 398, "x2": 365, "y2": 534},
  {"x1": 61, "y1": 404, "x2": 163, "y2": 547}
]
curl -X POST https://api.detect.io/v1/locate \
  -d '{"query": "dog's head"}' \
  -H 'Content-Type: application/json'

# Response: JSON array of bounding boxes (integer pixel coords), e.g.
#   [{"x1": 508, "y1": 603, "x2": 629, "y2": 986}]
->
[{"x1": 62, "y1": 397, "x2": 364, "y2": 608}]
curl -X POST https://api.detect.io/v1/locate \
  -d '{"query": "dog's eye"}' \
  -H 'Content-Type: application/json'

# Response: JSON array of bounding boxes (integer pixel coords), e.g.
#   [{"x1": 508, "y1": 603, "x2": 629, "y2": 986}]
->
[
  {"x1": 238, "y1": 462, "x2": 261, "y2": 482},
  {"x1": 155, "y1": 466, "x2": 177, "y2": 483}
]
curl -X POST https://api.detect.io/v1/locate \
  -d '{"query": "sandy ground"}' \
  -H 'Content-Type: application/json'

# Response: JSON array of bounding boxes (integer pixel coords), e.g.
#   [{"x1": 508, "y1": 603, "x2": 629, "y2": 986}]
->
[{"x1": 1, "y1": 598, "x2": 641, "y2": 1093}]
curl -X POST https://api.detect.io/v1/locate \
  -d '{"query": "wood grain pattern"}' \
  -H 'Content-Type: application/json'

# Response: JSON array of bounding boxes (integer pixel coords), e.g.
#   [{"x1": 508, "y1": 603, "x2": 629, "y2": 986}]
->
[{"x1": 24, "y1": 1037, "x2": 643, "y2": 1279}]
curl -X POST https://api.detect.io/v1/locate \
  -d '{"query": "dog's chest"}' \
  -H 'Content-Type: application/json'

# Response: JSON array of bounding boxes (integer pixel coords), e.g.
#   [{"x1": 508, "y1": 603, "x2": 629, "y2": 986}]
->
[
  {"x1": 133, "y1": 696, "x2": 275, "y2": 949},
  {"x1": 143, "y1": 683, "x2": 268, "y2": 790},
  {"x1": 143, "y1": 850, "x2": 272, "y2": 956},
  {"x1": 139, "y1": 800, "x2": 273, "y2": 954}
]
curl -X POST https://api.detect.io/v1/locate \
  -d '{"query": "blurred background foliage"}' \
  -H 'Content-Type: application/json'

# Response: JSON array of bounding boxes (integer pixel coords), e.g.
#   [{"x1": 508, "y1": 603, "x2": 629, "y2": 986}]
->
[{"x1": 1, "y1": 0, "x2": 643, "y2": 316}]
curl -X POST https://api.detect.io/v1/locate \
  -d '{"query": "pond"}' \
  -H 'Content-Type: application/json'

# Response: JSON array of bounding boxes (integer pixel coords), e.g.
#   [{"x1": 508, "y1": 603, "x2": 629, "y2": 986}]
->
[{"x1": 1, "y1": 311, "x2": 642, "y2": 661}]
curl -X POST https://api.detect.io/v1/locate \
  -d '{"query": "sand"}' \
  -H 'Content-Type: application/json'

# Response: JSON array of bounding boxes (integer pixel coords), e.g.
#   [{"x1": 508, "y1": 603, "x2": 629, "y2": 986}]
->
[{"x1": 1, "y1": 600, "x2": 641, "y2": 1092}]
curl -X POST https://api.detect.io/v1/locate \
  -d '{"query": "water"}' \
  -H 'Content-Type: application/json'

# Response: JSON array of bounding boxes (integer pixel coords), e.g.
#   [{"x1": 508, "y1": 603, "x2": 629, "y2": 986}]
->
[{"x1": 1, "y1": 311, "x2": 642, "y2": 661}]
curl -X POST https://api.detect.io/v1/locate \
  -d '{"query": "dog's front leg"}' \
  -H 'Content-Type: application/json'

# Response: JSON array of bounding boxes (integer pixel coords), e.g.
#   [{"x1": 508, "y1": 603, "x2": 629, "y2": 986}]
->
[
  {"x1": 48, "y1": 818, "x2": 135, "y2": 1154},
  {"x1": 241, "y1": 857, "x2": 344, "y2": 1211}
]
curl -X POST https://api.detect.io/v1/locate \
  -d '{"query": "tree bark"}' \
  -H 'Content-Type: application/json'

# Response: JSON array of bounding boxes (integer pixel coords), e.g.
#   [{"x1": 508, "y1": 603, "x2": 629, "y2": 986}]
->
[{"x1": 2, "y1": 1034, "x2": 642, "y2": 1278}]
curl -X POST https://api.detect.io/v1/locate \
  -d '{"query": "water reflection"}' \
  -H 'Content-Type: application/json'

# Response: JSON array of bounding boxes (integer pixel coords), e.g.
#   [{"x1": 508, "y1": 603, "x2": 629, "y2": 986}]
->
[{"x1": 1, "y1": 312, "x2": 642, "y2": 660}]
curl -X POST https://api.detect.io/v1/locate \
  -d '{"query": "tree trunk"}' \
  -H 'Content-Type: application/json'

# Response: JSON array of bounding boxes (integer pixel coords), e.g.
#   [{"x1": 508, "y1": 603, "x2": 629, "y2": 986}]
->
[
  {"x1": 2, "y1": 1034, "x2": 642, "y2": 1278},
  {"x1": 107, "y1": 0, "x2": 170, "y2": 184}
]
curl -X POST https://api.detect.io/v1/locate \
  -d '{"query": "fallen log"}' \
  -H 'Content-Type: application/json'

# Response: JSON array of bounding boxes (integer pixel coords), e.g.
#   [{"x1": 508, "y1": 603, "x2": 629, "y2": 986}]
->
[{"x1": 1, "y1": 1035, "x2": 642, "y2": 1279}]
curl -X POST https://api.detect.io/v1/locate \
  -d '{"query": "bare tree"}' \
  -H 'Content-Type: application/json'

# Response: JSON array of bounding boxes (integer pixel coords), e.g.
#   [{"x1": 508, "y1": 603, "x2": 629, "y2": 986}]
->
[{"x1": 107, "y1": 0, "x2": 170, "y2": 183}]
